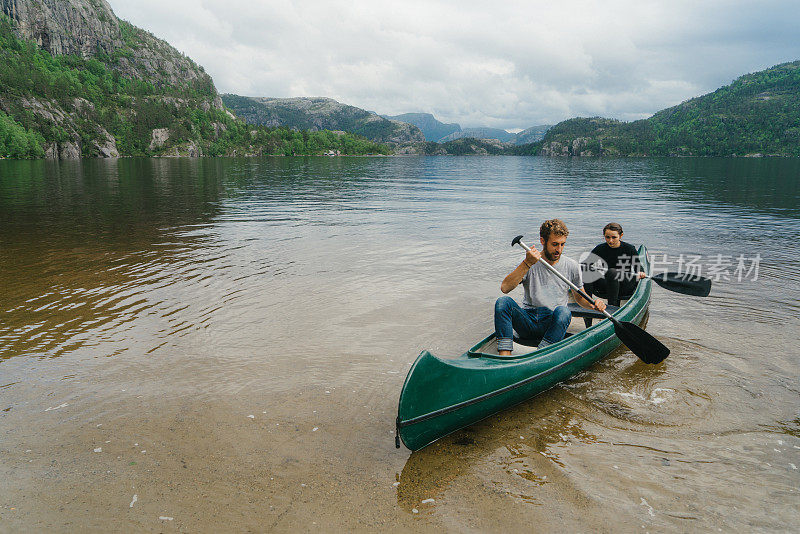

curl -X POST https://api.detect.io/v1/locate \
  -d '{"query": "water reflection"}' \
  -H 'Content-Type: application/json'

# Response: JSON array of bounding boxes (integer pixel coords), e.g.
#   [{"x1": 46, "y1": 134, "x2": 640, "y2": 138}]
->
[
  {"x1": 1, "y1": 156, "x2": 798, "y2": 532},
  {"x1": 396, "y1": 403, "x2": 602, "y2": 512},
  {"x1": 641, "y1": 158, "x2": 800, "y2": 216},
  {"x1": 0, "y1": 159, "x2": 227, "y2": 360}
]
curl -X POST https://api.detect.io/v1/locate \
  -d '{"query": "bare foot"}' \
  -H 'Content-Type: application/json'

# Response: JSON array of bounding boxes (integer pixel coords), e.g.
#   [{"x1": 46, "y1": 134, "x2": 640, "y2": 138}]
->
[{"x1": 499, "y1": 350, "x2": 511, "y2": 356}]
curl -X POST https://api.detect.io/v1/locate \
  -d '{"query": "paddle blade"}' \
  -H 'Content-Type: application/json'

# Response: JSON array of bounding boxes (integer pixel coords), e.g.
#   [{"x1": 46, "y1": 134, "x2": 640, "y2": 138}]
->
[
  {"x1": 610, "y1": 318, "x2": 670, "y2": 364},
  {"x1": 651, "y1": 272, "x2": 712, "y2": 297}
]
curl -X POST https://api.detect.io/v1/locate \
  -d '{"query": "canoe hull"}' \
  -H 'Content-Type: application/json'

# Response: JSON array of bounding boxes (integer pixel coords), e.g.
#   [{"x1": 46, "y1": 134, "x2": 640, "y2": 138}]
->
[{"x1": 396, "y1": 246, "x2": 653, "y2": 451}]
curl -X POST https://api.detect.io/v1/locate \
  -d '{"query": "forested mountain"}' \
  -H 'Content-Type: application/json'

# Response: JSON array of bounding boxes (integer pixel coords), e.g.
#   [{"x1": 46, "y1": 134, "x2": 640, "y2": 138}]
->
[
  {"x1": 418, "y1": 137, "x2": 513, "y2": 155},
  {"x1": 222, "y1": 95, "x2": 424, "y2": 144},
  {"x1": 0, "y1": 0, "x2": 388, "y2": 158},
  {"x1": 0, "y1": 0, "x2": 794, "y2": 159},
  {"x1": 538, "y1": 61, "x2": 800, "y2": 157}
]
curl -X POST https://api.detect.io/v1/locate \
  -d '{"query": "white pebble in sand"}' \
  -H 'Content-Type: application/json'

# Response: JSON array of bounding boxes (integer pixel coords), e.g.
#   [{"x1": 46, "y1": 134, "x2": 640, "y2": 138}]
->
[
  {"x1": 248, "y1": 415, "x2": 255, "y2": 419},
  {"x1": 392, "y1": 482, "x2": 400, "y2": 487},
  {"x1": 312, "y1": 427, "x2": 318, "y2": 432},
  {"x1": 159, "y1": 516, "x2": 173, "y2": 521},
  {"x1": 412, "y1": 508, "x2": 418, "y2": 514},
  {"x1": 94, "y1": 447, "x2": 102, "y2": 453},
  {"x1": 421, "y1": 498, "x2": 435, "y2": 504},
  {"x1": 129, "y1": 495, "x2": 138, "y2": 507}
]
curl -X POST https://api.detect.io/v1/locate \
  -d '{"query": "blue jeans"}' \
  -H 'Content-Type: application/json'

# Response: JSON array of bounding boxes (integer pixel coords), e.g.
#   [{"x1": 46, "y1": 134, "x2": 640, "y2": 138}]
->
[{"x1": 494, "y1": 296, "x2": 572, "y2": 352}]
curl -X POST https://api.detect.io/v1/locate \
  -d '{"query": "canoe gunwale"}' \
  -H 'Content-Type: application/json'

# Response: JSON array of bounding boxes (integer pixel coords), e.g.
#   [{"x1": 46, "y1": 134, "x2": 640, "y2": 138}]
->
[{"x1": 398, "y1": 330, "x2": 617, "y2": 429}]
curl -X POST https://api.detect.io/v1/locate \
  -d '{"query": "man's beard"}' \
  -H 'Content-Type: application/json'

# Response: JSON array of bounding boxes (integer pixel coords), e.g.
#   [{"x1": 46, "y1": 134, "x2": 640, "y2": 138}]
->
[{"x1": 544, "y1": 249, "x2": 560, "y2": 262}]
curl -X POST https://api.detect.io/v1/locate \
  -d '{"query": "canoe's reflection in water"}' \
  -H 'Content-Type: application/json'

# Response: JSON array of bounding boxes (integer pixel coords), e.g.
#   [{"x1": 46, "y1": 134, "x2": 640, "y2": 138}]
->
[{"x1": 396, "y1": 406, "x2": 589, "y2": 509}]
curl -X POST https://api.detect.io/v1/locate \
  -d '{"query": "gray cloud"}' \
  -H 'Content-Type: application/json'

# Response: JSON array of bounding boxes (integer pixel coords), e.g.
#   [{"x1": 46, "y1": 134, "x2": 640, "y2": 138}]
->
[{"x1": 107, "y1": 0, "x2": 800, "y2": 129}]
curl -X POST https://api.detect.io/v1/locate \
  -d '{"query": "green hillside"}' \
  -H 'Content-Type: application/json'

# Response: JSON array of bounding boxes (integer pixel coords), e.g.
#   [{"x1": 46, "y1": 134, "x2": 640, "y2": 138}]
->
[
  {"x1": 1, "y1": 0, "x2": 795, "y2": 159},
  {"x1": 538, "y1": 61, "x2": 800, "y2": 157},
  {"x1": 0, "y1": 8, "x2": 388, "y2": 159},
  {"x1": 221, "y1": 95, "x2": 424, "y2": 144}
]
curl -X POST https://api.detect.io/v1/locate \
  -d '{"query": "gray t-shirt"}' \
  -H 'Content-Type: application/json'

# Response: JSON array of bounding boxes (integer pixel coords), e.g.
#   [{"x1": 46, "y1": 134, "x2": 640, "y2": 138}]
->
[{"x1": 522, "y1": 256, "x2": 583, "y2": 309}]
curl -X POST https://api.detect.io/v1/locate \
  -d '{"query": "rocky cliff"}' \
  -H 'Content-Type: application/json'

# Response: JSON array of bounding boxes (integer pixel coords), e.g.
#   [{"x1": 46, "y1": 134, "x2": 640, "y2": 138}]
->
[
  {"x1": 0, "y1": 0, "x2": 226, "y2": 158},
  {"x1": 1, "y1": 0, "x2": 217, "y2": 93},
  {"x1": 222, "y1": 95, "x2": 425, "y2": 144}
]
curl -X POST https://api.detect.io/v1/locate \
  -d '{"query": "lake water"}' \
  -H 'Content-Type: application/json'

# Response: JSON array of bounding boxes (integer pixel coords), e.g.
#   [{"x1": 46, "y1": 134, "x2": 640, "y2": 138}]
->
[{"x1": 1, "y1": 156, "x2": 798, "y2": 531}]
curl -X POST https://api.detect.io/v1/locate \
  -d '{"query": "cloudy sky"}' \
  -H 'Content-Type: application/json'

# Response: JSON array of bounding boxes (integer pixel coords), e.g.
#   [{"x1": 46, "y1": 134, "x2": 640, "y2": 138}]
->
[{"x1": 107, "y1": 0, "x2": 799, "y2": 131}]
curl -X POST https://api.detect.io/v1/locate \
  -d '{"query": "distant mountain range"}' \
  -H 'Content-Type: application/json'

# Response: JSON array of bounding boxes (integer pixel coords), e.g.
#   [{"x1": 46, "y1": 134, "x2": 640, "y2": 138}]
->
[
  {"x1": 383, "y1": 112, "x2": 461, "y2": 142},
  {"x1": 1, "y1": 0, "x2": 796, "y2": 159},
  {"x1": 223, "y1": 101, "x2": 550, "y2": 146},
  {"x1": 383, "y1": 113, "x2": 551, "y2": 144},
  {"x1": 221, "y1": 95, "x2": 424, "y2": 144}
]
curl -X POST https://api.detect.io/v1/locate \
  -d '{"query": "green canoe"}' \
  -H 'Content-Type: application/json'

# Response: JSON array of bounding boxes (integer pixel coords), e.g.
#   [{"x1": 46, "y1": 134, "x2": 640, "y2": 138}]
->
[{"x1": 395, "y1": 245, "x2": 653, "y2": 451}]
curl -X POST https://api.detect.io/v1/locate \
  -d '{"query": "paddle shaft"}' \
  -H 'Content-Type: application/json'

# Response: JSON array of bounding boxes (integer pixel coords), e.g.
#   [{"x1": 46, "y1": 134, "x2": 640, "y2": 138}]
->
[{"x1": 514, "y1": 239, "x2": 615, "y2": 321}]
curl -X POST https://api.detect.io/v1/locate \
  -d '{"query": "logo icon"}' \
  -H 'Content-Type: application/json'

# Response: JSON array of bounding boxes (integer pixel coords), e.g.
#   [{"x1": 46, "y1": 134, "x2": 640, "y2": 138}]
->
[{"x1": 579, "y1": 251, "x2": 607, "y2": 283}]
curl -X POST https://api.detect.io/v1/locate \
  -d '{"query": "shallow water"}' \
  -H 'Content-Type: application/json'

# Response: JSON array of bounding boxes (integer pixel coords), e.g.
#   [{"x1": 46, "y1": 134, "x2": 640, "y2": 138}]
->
[{"x1": 1, "y1": 156, "x2": 798, "y2": 531}]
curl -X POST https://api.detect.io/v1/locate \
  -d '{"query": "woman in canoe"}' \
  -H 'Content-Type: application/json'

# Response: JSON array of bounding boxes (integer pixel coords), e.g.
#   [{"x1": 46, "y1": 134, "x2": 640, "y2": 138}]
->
[
  {"x1": 495, "y1": 219, "x2": 605, "y2": 356},
  {"x1": 583, "y1": 222, "x2": 647, "y2": 306}
]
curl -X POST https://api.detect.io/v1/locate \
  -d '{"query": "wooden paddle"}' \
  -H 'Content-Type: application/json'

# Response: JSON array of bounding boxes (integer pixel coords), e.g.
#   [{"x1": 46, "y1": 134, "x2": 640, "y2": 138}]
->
[{"x1": 512, "y1": 235, "x2": 669, "y2": 364}]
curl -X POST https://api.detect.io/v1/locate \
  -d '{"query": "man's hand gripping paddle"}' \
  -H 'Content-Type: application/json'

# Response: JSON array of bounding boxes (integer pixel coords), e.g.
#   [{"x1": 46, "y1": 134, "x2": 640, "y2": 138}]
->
[{"x1": 512, "y1": 235, "x2": 669, "y2": 364}]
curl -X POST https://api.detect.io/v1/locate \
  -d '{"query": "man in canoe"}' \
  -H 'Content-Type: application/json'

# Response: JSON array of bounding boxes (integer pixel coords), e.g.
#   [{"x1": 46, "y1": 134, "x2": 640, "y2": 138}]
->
[
  {"x1": 583, "y1": 222, "x2": 647, "y2": 307},
  {"x1": 495, "y1": 219, "x2": 605, "y2": 356}
]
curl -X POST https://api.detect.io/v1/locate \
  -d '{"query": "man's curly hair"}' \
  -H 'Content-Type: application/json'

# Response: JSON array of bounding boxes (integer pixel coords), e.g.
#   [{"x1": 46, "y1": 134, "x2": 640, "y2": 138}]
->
[{"x1": 540, "y1": 219, "x2": 569, "y2": 242}]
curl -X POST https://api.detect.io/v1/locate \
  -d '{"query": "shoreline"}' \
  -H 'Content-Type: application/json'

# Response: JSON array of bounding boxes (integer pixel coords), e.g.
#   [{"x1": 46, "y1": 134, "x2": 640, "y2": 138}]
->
[{"x1": 1, "y1": 153, "x2": 799, "y2": 162}]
